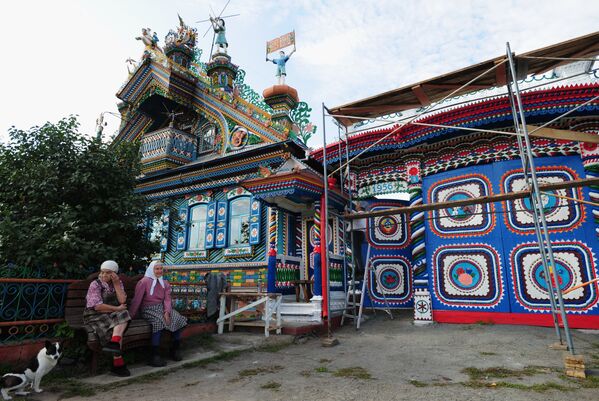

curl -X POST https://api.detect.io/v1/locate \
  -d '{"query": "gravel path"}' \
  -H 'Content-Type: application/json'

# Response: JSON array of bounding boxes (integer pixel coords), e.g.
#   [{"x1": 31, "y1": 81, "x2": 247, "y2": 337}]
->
[{"x1": 31, "y1": 312, "x2": 599, "y2": 401}]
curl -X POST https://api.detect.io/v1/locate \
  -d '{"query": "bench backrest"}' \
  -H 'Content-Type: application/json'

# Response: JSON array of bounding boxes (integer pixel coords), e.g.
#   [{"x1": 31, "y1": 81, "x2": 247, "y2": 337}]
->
[{"x1": 65, "y1": 274, "x2": 140, "y2": 328}]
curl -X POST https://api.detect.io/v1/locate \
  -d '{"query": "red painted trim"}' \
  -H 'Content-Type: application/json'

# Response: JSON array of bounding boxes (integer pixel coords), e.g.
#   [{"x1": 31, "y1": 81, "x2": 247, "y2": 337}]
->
[
  {"x1": 434, "y1": 310, "x2": 599, "y2": 329},
  {"x1": 320, "y1": 194, "x2": 329, "y2": 318},
  {"x1": 0, "y1": 319, "x2": 64, "y2": 327},
  {"x1": 0, "y1": 278, "x2": 78, "y2": 283}
]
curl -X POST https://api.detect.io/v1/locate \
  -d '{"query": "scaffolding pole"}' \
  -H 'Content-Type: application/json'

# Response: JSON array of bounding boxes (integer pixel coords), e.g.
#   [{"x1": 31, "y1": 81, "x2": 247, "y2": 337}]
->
[
  {"x1": 321, "y1": 103, "x2": 332, "y2": 338},
  {"x1": 506, "y1": 42, "x2": 575, "y2": 354}
]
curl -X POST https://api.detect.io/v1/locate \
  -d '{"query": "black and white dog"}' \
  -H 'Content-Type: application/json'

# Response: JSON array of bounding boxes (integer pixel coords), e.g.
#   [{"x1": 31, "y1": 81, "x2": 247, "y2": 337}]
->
[{"x1": 1, "y1": 341, "x2": 62, "y2": 400}]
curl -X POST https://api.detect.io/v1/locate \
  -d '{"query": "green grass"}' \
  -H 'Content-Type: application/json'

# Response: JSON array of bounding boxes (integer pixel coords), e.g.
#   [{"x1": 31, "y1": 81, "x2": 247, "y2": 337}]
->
[
  {"x1": 333, "y1": 367, "x2": 373, "y2": 380},
  {"x1": 462, "y1": 380, "x2": 572, "y2": 392},
  {"x1": 319, "y1": 358, "x2": 332, "y2": 364},
  {"x1": 260, "y1": 381, "x2": 281, "y2": 390},
  {"x1": 182, "y1": 349, "x2": 244, "y2": 369},
  {"x1": 315, "y1": 366, "x2": 329, "y2": 373},
  {"x1": 47, "y1": 377, "x2": 97, "y2": 398},
  {"x1": 256, "y1": 342, "x2": 290, "y2": 353},
  {"x1": 409, "y1": 380, "x2": 429, "y2": 387},
  {"x1": 479, "y1": 351, "x2": 497, "y2": 356},
  {"x1": 462, "y1": 366, "x2": 546, "y2": 380},
  {"x1": 238, "y1": 365, "x2": 282, "y2": 377}
]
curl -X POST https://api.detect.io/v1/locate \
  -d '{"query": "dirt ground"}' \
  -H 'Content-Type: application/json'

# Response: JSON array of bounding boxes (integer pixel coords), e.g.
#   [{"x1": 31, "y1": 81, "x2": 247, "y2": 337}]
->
[{"x1": 29, "y1": 311, "x2": 599, "y2": 401}]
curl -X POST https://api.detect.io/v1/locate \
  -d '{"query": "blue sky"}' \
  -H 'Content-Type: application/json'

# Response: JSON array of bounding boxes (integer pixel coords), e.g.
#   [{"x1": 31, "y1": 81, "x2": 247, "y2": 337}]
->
[{"x1": 2, "y1": 0, "x2": 599, "y2": 147}]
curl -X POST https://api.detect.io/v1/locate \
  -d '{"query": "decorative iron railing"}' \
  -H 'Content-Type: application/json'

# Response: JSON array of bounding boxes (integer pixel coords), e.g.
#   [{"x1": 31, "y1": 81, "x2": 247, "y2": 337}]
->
[{"x1": 0, "y1": 279, "x2": 76, "y2": 344}]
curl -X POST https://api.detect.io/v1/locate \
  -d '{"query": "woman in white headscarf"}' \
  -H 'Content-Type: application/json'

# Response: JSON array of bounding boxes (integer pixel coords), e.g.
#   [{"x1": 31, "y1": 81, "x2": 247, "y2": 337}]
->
[
  {"x1": 129, "y1": 260, "x2": 187, "y2": 367},
  {"x1": 83, "y1": 260, "x2": 132, "y2": 377}
]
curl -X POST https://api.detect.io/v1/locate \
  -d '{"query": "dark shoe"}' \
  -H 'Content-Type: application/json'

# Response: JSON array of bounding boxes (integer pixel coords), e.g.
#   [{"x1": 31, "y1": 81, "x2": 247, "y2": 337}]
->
[
  {"x1": 149, "y1": 353, "x2": 166, "y2": 367},
  {"x1": 110, "y1": 365, "x2": 130, "y2": 377},
  {"x1": 102, "y1": 341, "x2": 122, "y2": 354},
  {"x1": 170, "y1": 341, "x2": 182, "y2": 361}
]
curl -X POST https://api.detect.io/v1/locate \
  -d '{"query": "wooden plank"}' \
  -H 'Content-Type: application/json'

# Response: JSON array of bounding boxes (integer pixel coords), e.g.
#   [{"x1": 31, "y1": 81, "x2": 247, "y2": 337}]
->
[
  {"x1": 411, "y1": 85, "x2": 431, "y2": 106},
  {"x1": 345, "y1": 177, "x2": 599, "y2": 220},
  {"x1": 527, "y1": 125, "x2": 599, "y2": 143}
]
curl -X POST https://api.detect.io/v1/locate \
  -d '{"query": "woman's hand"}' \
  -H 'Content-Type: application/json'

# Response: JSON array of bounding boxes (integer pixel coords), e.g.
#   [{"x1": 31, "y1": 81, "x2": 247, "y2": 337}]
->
[
  {"x1": 164, "y1": 311, "x2": 171, "y2": 325},
  {"x1": 117, "y1": 303, "x2": 127, "y2": 312},
  {"x1": 110, "y1": 272, "x2": 121, "y2": 285}
]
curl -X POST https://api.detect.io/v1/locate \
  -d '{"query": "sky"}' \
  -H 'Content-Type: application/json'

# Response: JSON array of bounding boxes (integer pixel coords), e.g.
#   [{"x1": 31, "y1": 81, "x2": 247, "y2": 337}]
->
[{"x1": 2, "y1": 0, "x2": 599, "y2": 148}]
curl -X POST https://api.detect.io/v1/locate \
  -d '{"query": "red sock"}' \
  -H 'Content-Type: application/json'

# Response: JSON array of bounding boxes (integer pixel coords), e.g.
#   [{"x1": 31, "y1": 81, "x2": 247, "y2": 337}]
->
[
  {"x1": 113, "y1": 356, "x2": 125, "y2": 367},
  {"x1": 111, "y1": 335, "x2": 122, "y2": 344}
]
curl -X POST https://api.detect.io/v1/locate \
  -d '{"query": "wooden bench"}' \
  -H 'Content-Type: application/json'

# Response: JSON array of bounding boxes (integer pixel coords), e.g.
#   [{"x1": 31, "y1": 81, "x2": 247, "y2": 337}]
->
[{"x1": 65, "y1": 273, "x2": 157, "y2": 374}]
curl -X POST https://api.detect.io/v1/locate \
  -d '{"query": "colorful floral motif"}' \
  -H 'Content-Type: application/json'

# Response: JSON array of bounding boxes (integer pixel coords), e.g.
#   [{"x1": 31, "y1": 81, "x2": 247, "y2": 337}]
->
[
  {"x1": 510, "y1": 241, "x2": 598, "y2": 312},
  {"x1": 432, "y1": 244, "x2": 504, "y2": 308},
  {"x1": 502, "y1": 167, "x2": 584, "y2": 234},
  {"x1": 367, "y1": 205, "x2": 409, "y2": 249},
  {"x1": 428, "y1": 174, "x2": 495, "y2": 237},
  {"x1": 368, "y1": 256, "x2": 412, "y2": 305}
]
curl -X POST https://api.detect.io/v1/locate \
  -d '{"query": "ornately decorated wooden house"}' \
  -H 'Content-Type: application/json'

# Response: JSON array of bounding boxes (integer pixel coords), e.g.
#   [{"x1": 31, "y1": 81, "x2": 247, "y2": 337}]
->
[{"x1": 114, "y1": 19, "x2": 347, "y2": 324}]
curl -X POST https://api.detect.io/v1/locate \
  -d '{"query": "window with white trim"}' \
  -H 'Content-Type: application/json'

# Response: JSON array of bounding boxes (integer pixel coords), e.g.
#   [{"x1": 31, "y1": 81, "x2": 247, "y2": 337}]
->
[
  {"x1": 228, "y1": 197, "x2": 250, "y2": 246},
  {"x1": 188, "y1": 204, "x2": 208, "y2": 250}
]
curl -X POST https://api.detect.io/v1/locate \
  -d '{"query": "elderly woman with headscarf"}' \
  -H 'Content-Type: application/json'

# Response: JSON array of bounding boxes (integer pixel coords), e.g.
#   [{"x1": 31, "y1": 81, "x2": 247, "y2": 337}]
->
[
  {"x1": 129, "y1": 260, "x2": 188, "y2": 367},
  {"x1": 83, "y1": 260, "x2": 132, "y2": 377}
]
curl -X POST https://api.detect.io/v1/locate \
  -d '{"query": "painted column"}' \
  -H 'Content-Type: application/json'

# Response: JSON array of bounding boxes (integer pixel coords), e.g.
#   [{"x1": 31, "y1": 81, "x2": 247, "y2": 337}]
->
[
  {"x1": 407, "y1": 159, "x2": 433, "y2": 324},
  {"x1": 574, "y1": 123, "x2": 599, "y2": 240},
  {"x1": 320, "y1": 194, "x2": 329, "y2": 318},
  {"x1": 312, "y1": 201, "x2": 322, "y2": 297},
  {"x1": 267, "y1": 206, "x2": 278, "y2": 293}
]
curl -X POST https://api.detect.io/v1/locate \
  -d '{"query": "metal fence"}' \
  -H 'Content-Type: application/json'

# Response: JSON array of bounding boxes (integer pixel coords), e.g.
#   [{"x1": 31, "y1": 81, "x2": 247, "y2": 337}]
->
[{"x1": 0, "y1": 278, "x2": 75, "y2": 344}]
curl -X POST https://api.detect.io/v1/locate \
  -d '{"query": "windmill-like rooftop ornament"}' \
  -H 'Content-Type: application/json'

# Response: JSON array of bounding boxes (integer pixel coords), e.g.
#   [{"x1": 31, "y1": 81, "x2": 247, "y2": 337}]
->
[{"x1": 196, "y1": 0, "x2": 239, "y2": 59}]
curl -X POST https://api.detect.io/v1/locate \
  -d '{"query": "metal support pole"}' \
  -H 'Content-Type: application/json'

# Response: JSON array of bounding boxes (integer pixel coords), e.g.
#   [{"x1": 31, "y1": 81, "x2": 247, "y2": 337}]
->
[
  {"x1": 505, "y1": 68, "x2": 563, "y2": 345},
  {"x1": 506, "y1": 42, "x2": 575, "y2": 354},
  {"x1": 345, "y1": 126, "x2": 358, "y2": 327},
  {"x1": 337, "y1": 124, "x2": 349, "y2": 297},
  {"x1": 322, "y1": 103, "x2": 332, "y2": 336}
]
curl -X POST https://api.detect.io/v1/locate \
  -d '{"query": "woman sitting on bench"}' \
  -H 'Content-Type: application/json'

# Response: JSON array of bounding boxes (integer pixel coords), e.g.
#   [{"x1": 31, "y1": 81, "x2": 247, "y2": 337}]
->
[
  {"x1": 83, "y1": 260, "x2": 132, "y2": 377},
  {"x1": 129, "y1": 260, "x2": 188, "y2": 367}
]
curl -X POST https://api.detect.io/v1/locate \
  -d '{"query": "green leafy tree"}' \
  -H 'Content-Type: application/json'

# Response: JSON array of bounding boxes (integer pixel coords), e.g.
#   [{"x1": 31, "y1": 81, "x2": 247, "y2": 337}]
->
[{"x1": 0, "y1": 116, "x2": 159, "y2": 279}]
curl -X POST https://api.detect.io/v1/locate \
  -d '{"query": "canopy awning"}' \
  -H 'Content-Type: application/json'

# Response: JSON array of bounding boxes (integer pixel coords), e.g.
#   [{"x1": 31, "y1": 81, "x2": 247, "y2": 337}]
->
[{"x1": 329, "y1": 31, "x2": 599, "y2": 126}]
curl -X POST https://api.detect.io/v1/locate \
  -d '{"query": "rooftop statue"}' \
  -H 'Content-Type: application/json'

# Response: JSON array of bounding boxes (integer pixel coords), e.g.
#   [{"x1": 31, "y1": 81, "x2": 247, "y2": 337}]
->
[
  {"x1": 266, "y1": 49, "x2": 296, "y2": 85},
  {"x1": 136, "y1": 28, "x2": 163, "y2": 53},
  {"x1": 210, "y1": 17, "x2": 228, "y2": 54},
  {"x1": 196, "y1": 1, "x2": 239, "y2": 59},
  {"x1": 165, "y1": 14, "x2": 198, "y2": 51},
  {"x1": 265, "y1": 31, "x2": 296, "y2": 85}
]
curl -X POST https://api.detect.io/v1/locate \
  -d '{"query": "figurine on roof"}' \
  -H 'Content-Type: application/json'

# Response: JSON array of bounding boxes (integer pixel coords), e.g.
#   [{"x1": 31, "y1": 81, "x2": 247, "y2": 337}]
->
[
  {"x1": 266, "y1": 49, "x2": 296, "y2": 85},
  {"x1": 165, "y1": 15, "x2": 197, "y2": 51},
  {"x1": 210, "y1": 17, "x2": 228, "y2": 54},
  {"x1": 265, "y1": 31, "x2": 296, "y2": 85},
  {"x1": 137, "y1": 28, "x2": 163, "y2": 53}
]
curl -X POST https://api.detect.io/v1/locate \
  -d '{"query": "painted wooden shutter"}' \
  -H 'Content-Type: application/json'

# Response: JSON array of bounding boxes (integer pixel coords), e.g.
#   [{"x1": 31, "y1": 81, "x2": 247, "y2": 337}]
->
[
  {"x1": 176, "y1": 205, "x2": 189, "y2": 251},
  {"x1": 215, "y1": 201, "x2": 228, "y2": 248},
  {"x1": 160, "y1": 208, "x2": 170, "y2": 252},
  {"x1": 205, "y1": 202, "x2": 217, "y2": 249},
  {"x1": 249, "y1": 197, "x2": 261, "y2": 245}
]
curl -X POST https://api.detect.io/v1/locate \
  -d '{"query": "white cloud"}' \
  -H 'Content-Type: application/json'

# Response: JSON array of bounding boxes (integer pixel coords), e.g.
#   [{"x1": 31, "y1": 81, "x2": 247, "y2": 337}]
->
[{"x1": 1, "y1": 0, "x2": 599, "y2": 148}]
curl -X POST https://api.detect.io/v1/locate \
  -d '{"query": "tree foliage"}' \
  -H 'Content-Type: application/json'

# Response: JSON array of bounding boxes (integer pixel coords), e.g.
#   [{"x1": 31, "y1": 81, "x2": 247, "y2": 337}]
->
[{"x1": 0, "y1": 116, "x2": 159, "y2": 279}]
